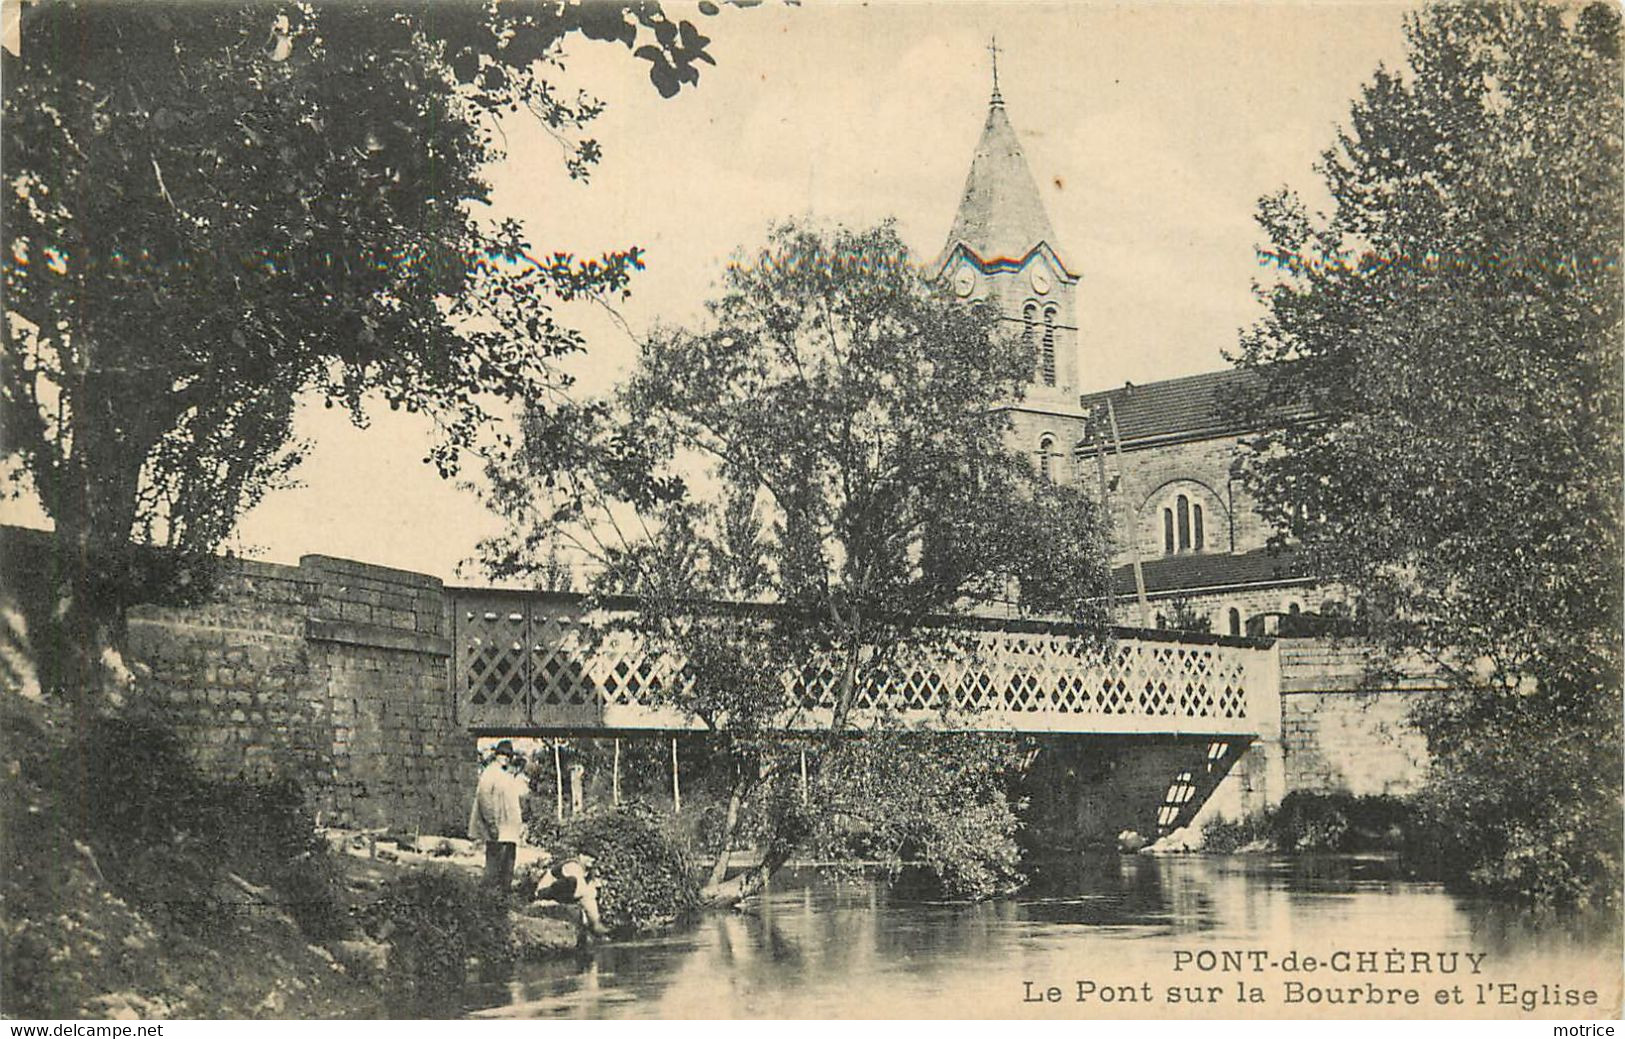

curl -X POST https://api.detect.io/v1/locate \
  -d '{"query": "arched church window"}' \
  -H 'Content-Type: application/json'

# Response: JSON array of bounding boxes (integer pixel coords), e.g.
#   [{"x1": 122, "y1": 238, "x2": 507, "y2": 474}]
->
[
  {"x1": 1038, "y1": 434, "x2": 1055, "y2": 482},
  {"x1": 1227, "y1": 608, "x2": 1241, "y2": 637},
  {"x1": 1041, "y1": 306, "x2": 1057, "y2": 386},
  {"x1": 1162, "y1": 492, "x2": 1207, "y2": 555}
]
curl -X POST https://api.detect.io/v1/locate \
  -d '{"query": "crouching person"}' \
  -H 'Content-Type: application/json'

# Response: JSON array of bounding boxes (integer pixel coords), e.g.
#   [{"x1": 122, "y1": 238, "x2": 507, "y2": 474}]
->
[{"x1": 533, "y1": 853, "x2": 609, "y2": 936}]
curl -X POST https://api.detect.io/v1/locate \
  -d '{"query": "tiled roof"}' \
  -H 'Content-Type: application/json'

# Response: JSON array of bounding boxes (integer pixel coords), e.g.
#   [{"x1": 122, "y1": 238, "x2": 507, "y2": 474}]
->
[
  {"x1": 1112, "y1": 546, "x2": 1310, "y2": 598},
  {"x1": 936, "y1": 103, "x2": 1059, "y2": 272},
  {"x1": 1077, "y1": 368, "x2": 1267, "y2": 450}
]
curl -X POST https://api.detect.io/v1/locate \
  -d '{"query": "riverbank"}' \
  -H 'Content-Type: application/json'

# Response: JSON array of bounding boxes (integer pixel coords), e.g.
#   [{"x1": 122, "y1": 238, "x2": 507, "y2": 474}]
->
[
  {"x1": 1, "y1": 701, "x2": 379, "y2": 1017},
  {"x1": 0, "y1": 694, "x2": 585, "y2": 1019},
  {"x1": 3, "y1": 802, "x2": 587, "y2": 1017}
]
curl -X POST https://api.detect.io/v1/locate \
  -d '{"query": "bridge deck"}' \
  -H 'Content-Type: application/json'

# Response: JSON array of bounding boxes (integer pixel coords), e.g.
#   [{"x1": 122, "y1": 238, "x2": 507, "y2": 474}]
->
[{"x1": 450, "y1": 589, "x2": 1276, "y2": 738}]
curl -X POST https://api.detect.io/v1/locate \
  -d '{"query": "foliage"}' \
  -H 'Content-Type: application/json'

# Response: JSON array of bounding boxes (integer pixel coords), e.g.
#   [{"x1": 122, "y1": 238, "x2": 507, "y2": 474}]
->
[
  {"x1": 481, "y1": 220, "x2": 1110, "y2": 901},
  {"x1": 1408, "y1": 692, "x2": 1621, "y2": 905},
  {"x1": 809, "y1": 732, "x2": 1026, "y2": 900},
  {"x1": 1200, "y1": 793, "x2": 1417, "y2": 855},
  {"x1": 1270, "y1": 790, "x2": 1411, "y2": 853},
  {"x1": 1157, "y1": 596, "x2": 1212, "y2": 634},
  {"x1": 73, "y1": 716, "x2": 256, "y2": 932},
  {"x1": 1, "y1": 1, "x2": 725, "y2": 699},
  {"x1": 539, "y1": 803, "x2": 702, "y2": 935},
  {"x1": 365, "y1": 867, "x2": 510, "y2": 1017},
  {"x1": 1198, "y1": 811, "x2": 1275, "y2": 855},
  {"x1": 268, "y1": 850, "x2": 350, "y2": 942},
  {"x1": 484, "y1": 220, "x2": 1111, "y2": 723},
  {"x1": 0, "y1": 527, "x2": 221, "y2": 698},
  {"x1": 1, "y1": 698, "x2": 384, "y2": 1018},
  {"x1": 615, "y1": 221, "x2": 1110, "y2": 636},
  {"x1": 69, "y1": 714, "x2": 348, "y2": 938},
  {"x1": 1235, "y1": 1, "x2": 1622, "y2": 907},
  {"x1": 0, "y1": 703, "x2": 363, "y2": 1018},
  {"x1": 213, "y1": 776, "x2": 348, "y2": 939}
]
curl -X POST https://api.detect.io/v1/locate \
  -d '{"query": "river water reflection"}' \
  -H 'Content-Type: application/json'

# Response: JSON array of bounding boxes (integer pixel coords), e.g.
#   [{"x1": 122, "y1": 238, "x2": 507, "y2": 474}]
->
[{"x1": 466, "y1": 855, "x2": 1621, "y2": 1019}]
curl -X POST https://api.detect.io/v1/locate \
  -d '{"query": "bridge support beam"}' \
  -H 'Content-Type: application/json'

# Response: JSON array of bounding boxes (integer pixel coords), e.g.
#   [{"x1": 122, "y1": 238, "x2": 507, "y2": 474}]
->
[
  {"x1": 1189, "y1": 640, "x2": 1285, "y2": 831},
  {"x1": 1191, "y1": 734, "x2": 1284, "y2": 830},
  {"x1": 1020, "y1": 736, "x2": 1253, "y2": 849}
]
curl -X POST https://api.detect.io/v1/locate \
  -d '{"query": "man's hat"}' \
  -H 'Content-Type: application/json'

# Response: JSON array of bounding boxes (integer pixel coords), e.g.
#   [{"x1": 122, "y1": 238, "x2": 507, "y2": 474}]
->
[{"x1": 492, "y1": 739, "x2": 516, "y2": 758}]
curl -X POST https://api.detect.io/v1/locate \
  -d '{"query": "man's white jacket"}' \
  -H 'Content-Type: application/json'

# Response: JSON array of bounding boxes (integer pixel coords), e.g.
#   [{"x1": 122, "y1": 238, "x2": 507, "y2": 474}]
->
[{"x1": 469, "y1": 761, "x2": 527, "y2": 843}]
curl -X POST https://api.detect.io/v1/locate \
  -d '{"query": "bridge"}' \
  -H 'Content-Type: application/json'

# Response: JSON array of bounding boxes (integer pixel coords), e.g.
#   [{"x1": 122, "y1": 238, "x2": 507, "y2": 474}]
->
[
  {"x1": 448, "y1": 588, "x2": 1281, "y2": 838},
  {"x1": 449, "y1": 588, "x2": 1277, "y2": 738}
]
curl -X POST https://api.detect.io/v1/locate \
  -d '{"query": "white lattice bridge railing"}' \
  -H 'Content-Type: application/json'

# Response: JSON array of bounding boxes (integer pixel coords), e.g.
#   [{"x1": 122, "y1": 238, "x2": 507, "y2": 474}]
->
[{"x1": 449, "y1": 589, "x2": 1277, "y2": 737}]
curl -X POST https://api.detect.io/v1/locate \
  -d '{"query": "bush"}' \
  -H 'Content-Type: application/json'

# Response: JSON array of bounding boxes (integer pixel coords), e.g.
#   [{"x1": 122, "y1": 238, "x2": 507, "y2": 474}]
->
[
  {"x1": 75, "y1": 714, "x2": 347, "y2": 938},
  {"x1": 1201, "y1": 793, "x2": 1420, "y2": 856},
  {"x1": 1200, "y1": 811, "x2": 1274, "y2": 853},
  {"x1": 270, "y1": 853, "x2": 349, "y2": 941},
  {"x1": 545, "y1": 803, "x2": 700, "y2": 936},
  {"x1": 810, "y1": 733, "x2": 1026, "y2": 901},
  {"x1": 366, "y1": 867, "x2": 510, "y2": 1017},
  {"x1": 1269, "y1": 792, "x2": 1416, "y2": 853},
  {"x1": 1272, "y1": 793, "x2": 1351, "y2": 852},
  {"x1": 901, "y1": 799, "x2": 1024, "y2": 901},
  {"x1": 210, "y1": 774, "x2": 348, "y2": 938},
  {"x1": 1411, "y1": 692, "x2": 1621, "y2": 908}
]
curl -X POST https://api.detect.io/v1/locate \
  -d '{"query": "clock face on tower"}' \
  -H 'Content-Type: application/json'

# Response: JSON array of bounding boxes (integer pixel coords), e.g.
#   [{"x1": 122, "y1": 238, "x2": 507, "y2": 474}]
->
[
  {"x1": 952, "y1": 264, "x2": 976, "y2": 297},
  {"x1": 1029, "y1": 263, "x2": 1052, "y2": 295}
]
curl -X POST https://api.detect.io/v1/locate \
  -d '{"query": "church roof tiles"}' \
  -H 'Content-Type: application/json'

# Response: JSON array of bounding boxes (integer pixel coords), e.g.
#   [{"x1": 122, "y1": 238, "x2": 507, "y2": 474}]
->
[
  {"x1": 1112, "y1": 546, "x2": 1310, "y2": 598},
  {"x1": 1076, "y1": 367, "x2": 1288, "y2": 452}
]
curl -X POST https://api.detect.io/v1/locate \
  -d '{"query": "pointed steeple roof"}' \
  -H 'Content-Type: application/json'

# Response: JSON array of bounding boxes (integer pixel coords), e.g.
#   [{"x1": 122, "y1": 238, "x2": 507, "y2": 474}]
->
[{"x1": 937, "y1": 100, "x2": 1066, "y2": 274}]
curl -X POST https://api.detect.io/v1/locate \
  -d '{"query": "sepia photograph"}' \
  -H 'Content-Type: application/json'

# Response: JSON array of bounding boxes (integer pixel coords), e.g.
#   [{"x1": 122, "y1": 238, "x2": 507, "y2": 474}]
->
[{"x1": 0, "y1": 0, "x2": 1620, "y2": 1022}]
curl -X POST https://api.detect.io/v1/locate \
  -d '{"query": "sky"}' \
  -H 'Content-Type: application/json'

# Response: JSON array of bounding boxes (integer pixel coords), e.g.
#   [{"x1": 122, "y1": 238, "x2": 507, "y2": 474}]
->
[{"x1": 1, "y1": 1, "x2": 1418, "y2": 582}]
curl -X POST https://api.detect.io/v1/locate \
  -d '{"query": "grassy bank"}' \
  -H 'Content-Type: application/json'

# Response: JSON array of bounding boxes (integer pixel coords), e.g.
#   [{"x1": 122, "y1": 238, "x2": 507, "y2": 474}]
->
[{"x1": 0, "y1": 696, "x2": 577, "y2": 1019}]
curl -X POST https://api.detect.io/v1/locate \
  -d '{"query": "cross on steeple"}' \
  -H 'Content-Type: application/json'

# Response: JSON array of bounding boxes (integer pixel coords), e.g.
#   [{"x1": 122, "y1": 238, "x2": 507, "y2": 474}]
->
[{"x1": 988, "y1": 35, "x2": 1003, "y2": 108}]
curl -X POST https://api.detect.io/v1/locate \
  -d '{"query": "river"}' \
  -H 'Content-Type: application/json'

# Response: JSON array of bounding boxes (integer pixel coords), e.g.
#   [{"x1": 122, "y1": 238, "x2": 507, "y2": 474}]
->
[{"x1": 466, "y1": 855, "x2": 1622, "y2": 1019}]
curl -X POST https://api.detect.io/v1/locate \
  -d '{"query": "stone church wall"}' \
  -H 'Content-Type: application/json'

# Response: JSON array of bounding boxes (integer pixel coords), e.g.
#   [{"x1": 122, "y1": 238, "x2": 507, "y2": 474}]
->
[
  {"x1": 1008, "y1": 407, "x2": 1085, "y2": 485},
  {"x1": 1109, "y1": 583, "x2": 1327, "y2": 635},
  {"x1": 1098, "y1": 435, "x2": 1274, "y2": 563}
]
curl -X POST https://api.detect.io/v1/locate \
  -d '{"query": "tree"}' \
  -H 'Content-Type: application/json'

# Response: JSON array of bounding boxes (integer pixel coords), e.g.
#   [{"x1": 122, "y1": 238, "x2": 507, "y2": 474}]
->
[
  {"x1": 1, "y1": 1, "x2": 727, "y2": 700},
  {"x1": 482, "y1": 220, "x2": 1110, "y2": 902},
  {"x1": 1157, "y1": 597, "x2": 1213, "y2": 634},
  {"x1": 1236, "y1": 1, "x2": 1622, "y2": 906}
]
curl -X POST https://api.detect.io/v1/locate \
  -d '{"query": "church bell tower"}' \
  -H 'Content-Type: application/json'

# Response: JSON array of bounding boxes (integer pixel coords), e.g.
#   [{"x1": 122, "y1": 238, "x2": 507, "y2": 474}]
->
[
  {"x1": 936, "y1": 41, "x2": 1085, "y2": 477},
  {"x1": 936, "y1": 40, "x2": 1081, "y2": 403}
]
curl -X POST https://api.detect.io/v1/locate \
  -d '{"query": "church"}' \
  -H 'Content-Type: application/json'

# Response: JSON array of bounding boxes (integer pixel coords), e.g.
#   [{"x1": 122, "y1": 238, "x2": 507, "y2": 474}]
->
[{"x1": 935, "y1": 67, "x2": 1334, "y2": 636}]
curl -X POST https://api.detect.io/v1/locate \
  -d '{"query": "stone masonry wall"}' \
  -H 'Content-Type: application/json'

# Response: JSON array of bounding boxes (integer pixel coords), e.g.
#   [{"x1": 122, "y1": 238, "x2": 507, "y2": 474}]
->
[
  {"x1": 124, "y1": 552, "x2": 469, "y2": 833},
  {"x1": 124, "y1": 559, "x2": 328, "y2": 799},
  {"x1": 1189, "y1": 638, "x2": 1443, "y2": 838},
  {"x1": 1276, "y1": 640, "x2": 1445, "y2": 797},
  {"x1": 1007, "y1": 406, "x2": 1086, "y2": 487}
]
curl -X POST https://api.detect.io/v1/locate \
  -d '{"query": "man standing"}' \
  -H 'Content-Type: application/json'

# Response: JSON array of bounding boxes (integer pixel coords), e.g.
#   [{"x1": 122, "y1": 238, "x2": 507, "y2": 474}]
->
[{"x1": 468, "y1": 740, "x2": 530, "y2": 894}]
